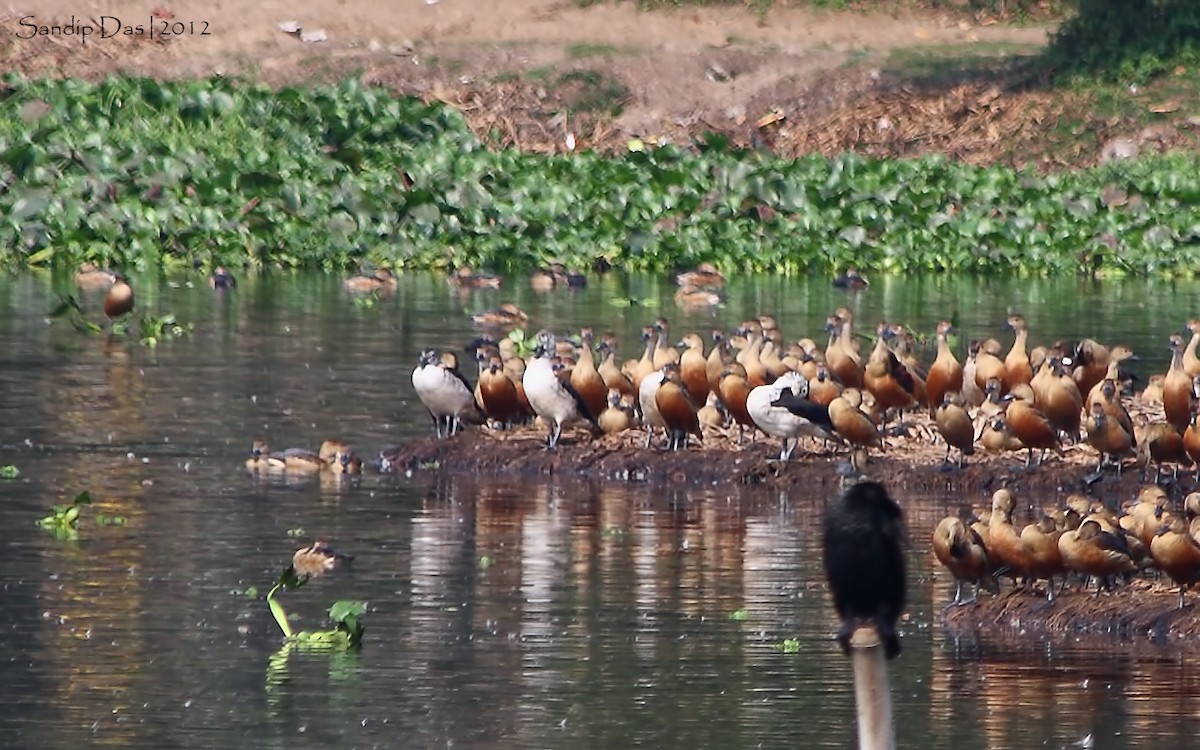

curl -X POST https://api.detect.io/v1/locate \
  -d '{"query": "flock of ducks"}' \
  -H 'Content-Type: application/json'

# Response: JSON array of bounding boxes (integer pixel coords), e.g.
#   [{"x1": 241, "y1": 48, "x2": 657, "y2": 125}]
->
[
  {"x1": 934, "y1": 485, "x2": 1200, "y2": 612},
  {"x1": 72, "y1": 259, "x2": 1200, "y2": 621},
  {"x1": 407, "y1": 278, "x2": 1200, "y2": 488}
]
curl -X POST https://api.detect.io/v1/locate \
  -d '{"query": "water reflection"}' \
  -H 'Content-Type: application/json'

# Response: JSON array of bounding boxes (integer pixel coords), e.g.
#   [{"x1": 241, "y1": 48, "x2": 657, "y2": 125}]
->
[{"x1": 5, "y1": 271, "x2": 1200, "y2": 748}]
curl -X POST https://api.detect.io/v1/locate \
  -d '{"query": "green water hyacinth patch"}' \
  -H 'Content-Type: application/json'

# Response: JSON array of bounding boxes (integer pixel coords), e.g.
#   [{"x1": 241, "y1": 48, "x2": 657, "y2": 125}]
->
[
  {"x1": 3, "y1": 74, "x2": 1200, "y2": 276},
  {"x1": 266, "y1": 564, "x2": 365, "y2": 650}
]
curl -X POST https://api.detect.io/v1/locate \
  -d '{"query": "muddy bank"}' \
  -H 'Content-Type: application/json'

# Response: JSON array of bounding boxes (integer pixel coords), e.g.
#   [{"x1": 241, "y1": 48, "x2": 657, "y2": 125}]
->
[
  {"x1": 942, "y1": 580, "x2": 1200, "y2": 646},
  {"x1": 375, "y1": 426, "x2": 1172, "y2": 496}
]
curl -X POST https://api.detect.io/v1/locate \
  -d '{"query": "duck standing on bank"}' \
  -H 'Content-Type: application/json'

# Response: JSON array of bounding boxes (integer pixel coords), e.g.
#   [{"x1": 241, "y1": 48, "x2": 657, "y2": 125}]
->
[
  {"x1": 523, "y1": 331, "x2": 599, "y2": 448},
  {"x1": 747, "y1": 371, "x2": 838, "y2": 461},
  {"x1": 412, "y1": 349, "x2": 478, "y2": 439}
]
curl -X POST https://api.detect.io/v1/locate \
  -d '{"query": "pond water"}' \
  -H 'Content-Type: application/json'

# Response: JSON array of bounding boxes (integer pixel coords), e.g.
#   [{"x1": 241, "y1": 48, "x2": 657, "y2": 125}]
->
[{"x1": 2, "y1": 269, "x2": 1200, "y2": 749}]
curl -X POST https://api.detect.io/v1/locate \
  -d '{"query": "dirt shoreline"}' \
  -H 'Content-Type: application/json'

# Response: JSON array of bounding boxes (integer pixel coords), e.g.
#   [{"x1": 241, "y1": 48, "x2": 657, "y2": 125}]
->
[
  {"x1": 374, "y1": 427, "x2": 1173, "y2": 497},
  {"x1": 942, "y1": 580, "x2": 1200, "y2": 647}
]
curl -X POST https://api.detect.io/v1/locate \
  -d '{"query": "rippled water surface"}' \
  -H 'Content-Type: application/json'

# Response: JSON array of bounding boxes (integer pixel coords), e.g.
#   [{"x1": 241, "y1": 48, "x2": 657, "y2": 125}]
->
[{"x1": 3, "y1": 270, "x2": 1200, "y2": 749}]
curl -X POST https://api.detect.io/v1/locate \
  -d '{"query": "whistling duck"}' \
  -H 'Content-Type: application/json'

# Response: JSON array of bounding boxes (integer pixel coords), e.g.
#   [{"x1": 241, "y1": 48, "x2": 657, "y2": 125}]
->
[
  {"x1": 758, "y1": 315, "x2": 784, "y2": 347},
  {"x1": 471, "y1": 302, "x2": 528, "y2": 328},
  {"x1": 1040, "y1": 357, "x2": 1083, "y2": 443},
  {"x1": 1186, "y1": 492, "x2": 1200, "y2": 539},
  {"x1": 448, "y1": 266, "x2": 501, "y2": 289},
  {"x1": 539, "y1": 262, "x2": 586, "y2": 290},
  {"x1": 1003, "y1": 384, "x2": 1060, "y2": 466},
  {"x1": 529, "y1": 267, "x2": 557, "y2": 292},
  {"x1": 831, "y1": 268, "x2": 869, "y2": 291},
  {"x1": 1185, "y1": 408, "x2": 1200, "y2": 481},
  {"x1": 828, "y1": 389, "x2": 883, "y2": 455},
  {"x1": 1135, "y1": 418, "x2": 1190, "y2": 482},
  {"x1": 209, "y1": 266, "x2": 236, "y2": 290},
  {"x1": 988, "y1": 489, "x2": 1031, "y2": 588},
  {"x1": 1151, "y1": 517, "x2": 1200, "y2": 609},
  {"x1": 698, "y1": 391, "x2": 727, "y2": 429},
  {"x1": 705, "y1": 330, "x2": 730, "y2": 396},
  {"x1": 1164, "y1": 334, "x2": 1194, "y2": 435},
  {"x1": 675, "y1": 262, "x2": 725, "y2": 289},
  {"x1": 675, "y1": 285, "x2": 722, "y2": 308},
  {"x1": 926, "y1": 321, "x2": 963, "y2": 414},
  {"x1": 824, "y1": 315, "x2": 864, "y2": 389},
  {"x1": 979, "y1": 376, "x2": 1006, "y2": 420},
  {"x1": 678, "y1": 332, "x2": 710, "y2": 403},
  {"x1": 750, "y1": 372, "x2": 839, "y2": 460},
  {"x1": 1142, "y1": 373, "x2": 1166, "y2": 404},
  {"x1": 1181, "y1": 318, "x2": 1200, "y2": 377},
  {"x1": 1083, "y1": 346, "x2": 1137, "y2": 406},
  {"x1": 760, "y1": 340, "x2": 791, "y2": 381},
  {"x1": 317, "y1": 439, "x2": 352, "y2": 465},
  {"x1": 1058, "y1": 520, "x2": 1137, "y2": 592},
  {"x1": 344, "y1": 267, "x2": 396, "y2": 293},
  {"x1": 328, "y1": 445, "x2": 363, "y2": 475},
  {"x1": 980, "y1": 416, "x2": 1024, "y2": 455},
  {"x1": 652, "y1": 318, "x2": 680, "y2": 370},
  {"x1": 246, "y1": 441, "x2": 327, "y2": 473},
  {"x1": 103, "y1": 273, "x2": 135, "y2": 320},
  {"x1": 1003, "y1": 315, "x2": 1034, "y2": 391},
  {"x1": 630, "y1": 326, "x2": 658, "y2": 395},
  {"x1": 655, "y1": 362, "x2": 703, "y2": 451},
  {"x1": 1021, "y1": 513, "x2": 1065, "y2": 600},
  {"x1": 596, "y1": 335, "x2": 636, "y2": 400},
  {"x1": 933, "y1": 516, "x2": 997, "y2": 606},
  {"x1": 412, "y1": 349, "x2": 478, "y2": 439},
  {"x1": 807, "y1": 364, "x2": 843, "y2": 407},
  {"x1": 1070, "y1": 338, "x2": 1121, "y2": 397},
  {"x1": 1121, "y1": 486, "x2": 1170, "y2": 552},
  {"x1": 75, "y1": 262, "x2": 115, "y2": 290},
  {"x1": 863, "y1": 330, "x2": 918, "y2": 426},
  {"x1": 960, "y1": 340, "x2": 985, "y2": 407},
  {"x1": 935, "y1": 391, "x2": 975, "y2": 468},
  {"x1": 570, "y1": 328, "x2": 609, "y2": 420},
  {"x1": 1085, "y1": 401, "x2": 1134, "y2": 473},
  {"x1": 524, "y1": 332, "x2": 599, "y2": 448},
  {"x1": 718, "y1": 363, "x2": 756, "y2": 444},
  {"x1": 735, "y1": 324, "x2": 771, "y2": 388},
  {"x1": 598, "y1": 389, "x2": 634, "y2": 435},
  {"x1": 479, "y1": 355, "x2": 527, "y2": 427},
  {"x1": 972, "y1": 338, "x2": 1007, "y2": 393},
  {"x1": 292, "y1": 541, "x2": 353, "y2": 579},
  {"x1": 886, "y1": 325, "x2": 927, "y2": 404}
]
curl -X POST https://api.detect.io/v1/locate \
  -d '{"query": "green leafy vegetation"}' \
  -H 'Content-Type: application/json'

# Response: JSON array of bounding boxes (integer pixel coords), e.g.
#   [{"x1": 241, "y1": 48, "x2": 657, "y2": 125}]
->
[
  {"x1": 0, "y1": 465, "x2": 18, "y2": 479},
  {"x1": 1048, "y1": 0, "x2": 1200, "y2": 82},
  {"x1": 38, "y1": 491, "x2": 92, "y2": 540},
  {"x1": 265, "y1": 564, "x2": 365, "y2": 650},
  {"x1": 48, "y1": 292, "x2": 193, "y2": 346},
  {"x1": 4, "y1": 75, "x2": 1200, "y2": 277}
]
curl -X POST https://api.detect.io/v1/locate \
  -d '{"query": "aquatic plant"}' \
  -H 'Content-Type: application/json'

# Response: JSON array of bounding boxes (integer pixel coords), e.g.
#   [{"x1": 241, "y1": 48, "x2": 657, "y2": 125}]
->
[
  {"x1": 0, "y1": 465, "x2": 18, "y2": 479},
  {"x1": 48, "y1": 293, "x2": 192, "y2": 347},
  {"x1": 38, "y1": 491, "x2": 91, "y2": 540},
  {"x1": 3, "y1": 75, "x2": 1200, "y2": 276},
  {"x1": 265, "y1": 564, "x2": 365, "y2": 650}
]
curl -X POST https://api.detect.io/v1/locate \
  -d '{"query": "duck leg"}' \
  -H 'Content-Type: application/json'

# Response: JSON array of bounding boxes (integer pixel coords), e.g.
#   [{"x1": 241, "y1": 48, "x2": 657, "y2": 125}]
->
[{"x1": 548, "y1": 421, "x2": 563, "y2": 449}]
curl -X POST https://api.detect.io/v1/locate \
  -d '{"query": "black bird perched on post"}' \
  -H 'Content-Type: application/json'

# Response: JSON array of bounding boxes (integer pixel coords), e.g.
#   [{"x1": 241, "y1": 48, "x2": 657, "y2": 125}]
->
[{"x1": 822, "y1": 480, "x2": 907, "y2": 660}]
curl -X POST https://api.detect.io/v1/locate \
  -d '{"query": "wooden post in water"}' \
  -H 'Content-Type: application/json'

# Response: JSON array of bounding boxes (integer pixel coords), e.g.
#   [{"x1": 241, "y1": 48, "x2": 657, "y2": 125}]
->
[{"x1": 849, "y1": 627, "x2": 895, "y2": 750}]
